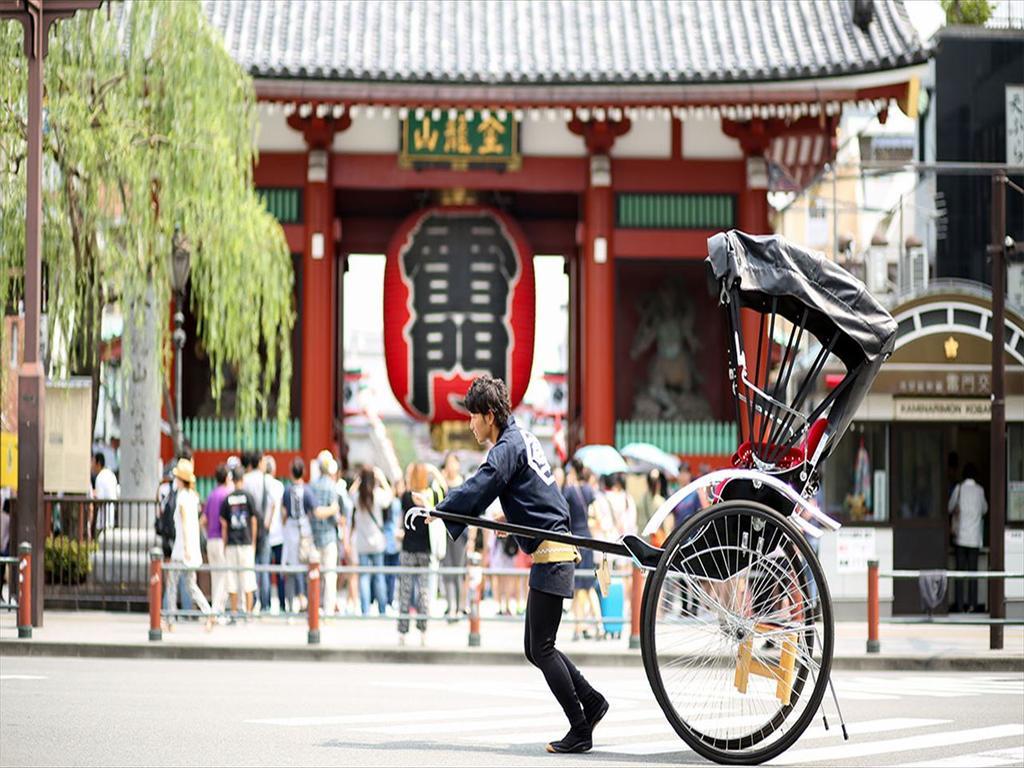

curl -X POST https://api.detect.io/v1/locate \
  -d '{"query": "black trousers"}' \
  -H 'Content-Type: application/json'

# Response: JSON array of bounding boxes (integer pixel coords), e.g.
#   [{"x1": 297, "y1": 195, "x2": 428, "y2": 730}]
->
[
  {"x1": 524, "y1": 588, "x2": 597, "y2": 730},
  {"x1": 954, "y1": 545, "x2": 980, "y2": 609}
]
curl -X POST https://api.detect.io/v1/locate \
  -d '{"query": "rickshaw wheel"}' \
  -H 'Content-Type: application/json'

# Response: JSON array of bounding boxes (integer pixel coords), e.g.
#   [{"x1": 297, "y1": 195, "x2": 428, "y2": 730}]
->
[{"x1": 640, "y1": 500, "x2": 833, "y2": 765}]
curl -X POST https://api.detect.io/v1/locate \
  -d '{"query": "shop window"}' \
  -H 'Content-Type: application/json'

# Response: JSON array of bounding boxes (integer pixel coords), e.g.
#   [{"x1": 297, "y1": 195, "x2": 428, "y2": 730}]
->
[
  {"x1": 1010, "y1": 424, "x2": 1024, "y2": 523},
  {"x1": 823, "y1": 422, "x2": 888, "y2": 523}
]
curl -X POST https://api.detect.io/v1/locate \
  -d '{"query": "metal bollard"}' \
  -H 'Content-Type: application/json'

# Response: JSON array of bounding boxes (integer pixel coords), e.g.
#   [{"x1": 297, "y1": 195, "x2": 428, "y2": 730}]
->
[
  {"x1": 148, "y1": 548, "x2": 163, "y2": 642},
  {"x1": 307, "y1": 555, "x2": 321, "y2": 645},
  {"x1": 467, "y1": 552, "x2": 482, "y2": 647},
  {"x1": 17, "y1": 542, "x2": 32, "y2": 639},
  {"x1": 866, "y1": 559, "x2": 880, "y2": 653},
  {"x1": 629, "y1": 565, "x2": 644, "y2": 650}
]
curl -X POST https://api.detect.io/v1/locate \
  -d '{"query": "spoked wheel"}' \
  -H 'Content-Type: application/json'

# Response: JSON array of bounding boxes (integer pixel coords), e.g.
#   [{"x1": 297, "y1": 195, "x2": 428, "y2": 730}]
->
[{"x1": 641, "y1": 500, "x2": 833, "y2": 765}]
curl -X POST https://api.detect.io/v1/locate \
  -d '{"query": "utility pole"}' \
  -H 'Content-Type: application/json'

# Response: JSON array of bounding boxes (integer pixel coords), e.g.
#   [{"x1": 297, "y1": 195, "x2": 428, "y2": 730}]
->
[
  {"x1": 0, "y1": 0, "x2": 102, "y2": 626},
  {"x1": 988, "y1": 176, "x2": 1007, "y2": 651}
]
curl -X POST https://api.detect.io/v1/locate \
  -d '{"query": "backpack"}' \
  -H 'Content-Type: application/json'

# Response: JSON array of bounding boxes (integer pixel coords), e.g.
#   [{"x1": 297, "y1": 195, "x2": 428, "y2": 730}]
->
[
  {"x1": 155, "y1": 486, "x2": 177, "y2": 557},
  {"x1": 501, "y1": 535, "x2": 519, "y2": 558}
]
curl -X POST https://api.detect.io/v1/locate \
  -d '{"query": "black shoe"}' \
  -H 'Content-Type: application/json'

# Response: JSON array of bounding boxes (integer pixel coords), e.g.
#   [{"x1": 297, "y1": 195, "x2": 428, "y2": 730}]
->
[
  {"x1": 584, "y1": 695, "x2": 609, "y2": 733},
  {"x1": 545, "y1": 726, "x2": 592, "y2": 754}
]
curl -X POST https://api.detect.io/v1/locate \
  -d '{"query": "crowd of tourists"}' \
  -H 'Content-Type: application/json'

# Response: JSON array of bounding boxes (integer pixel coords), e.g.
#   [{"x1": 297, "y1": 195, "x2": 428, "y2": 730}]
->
[{"x1": 154, "y1": 444, "x2": 713, "y2": 642}]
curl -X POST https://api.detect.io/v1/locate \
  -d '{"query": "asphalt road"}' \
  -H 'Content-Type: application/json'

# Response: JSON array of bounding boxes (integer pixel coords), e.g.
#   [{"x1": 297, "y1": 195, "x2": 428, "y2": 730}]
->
[{"x1": 1, "y1": 655, "x2": 1022, "y2": 767}]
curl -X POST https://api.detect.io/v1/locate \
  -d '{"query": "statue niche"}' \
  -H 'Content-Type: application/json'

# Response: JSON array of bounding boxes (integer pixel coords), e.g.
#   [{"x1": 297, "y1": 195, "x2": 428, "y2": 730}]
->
[{"x1": 630, "y1": 285, "x2": 712, "y2": 421}]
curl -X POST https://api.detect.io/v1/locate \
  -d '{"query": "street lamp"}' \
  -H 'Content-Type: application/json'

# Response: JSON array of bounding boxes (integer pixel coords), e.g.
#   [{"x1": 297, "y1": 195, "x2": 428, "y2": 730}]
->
[{"x1": 170, "y1": 226, "x2": 191, "y2": 456}]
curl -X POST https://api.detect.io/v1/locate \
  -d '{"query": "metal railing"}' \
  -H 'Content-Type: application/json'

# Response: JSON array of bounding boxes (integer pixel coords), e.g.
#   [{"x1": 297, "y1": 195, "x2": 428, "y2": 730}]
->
[
  {"x1": 43, "y1": 496, "x2": 160, "y2": 611},
  {"x1": 0, "y1": 543, "x2": 34, "y2": 638},
  {"x1": 149, "y1": 555, "x2": 643, "y2": 647},
  {"x1": 866, "y1": 560, "x2": 1024, "y2": 653}
]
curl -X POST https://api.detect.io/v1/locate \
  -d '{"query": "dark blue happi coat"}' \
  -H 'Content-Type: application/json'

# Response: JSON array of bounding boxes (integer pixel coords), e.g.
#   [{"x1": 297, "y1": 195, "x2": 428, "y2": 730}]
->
[{"x1": 436, "y1": 418, "x2": 576, "y2": 597}]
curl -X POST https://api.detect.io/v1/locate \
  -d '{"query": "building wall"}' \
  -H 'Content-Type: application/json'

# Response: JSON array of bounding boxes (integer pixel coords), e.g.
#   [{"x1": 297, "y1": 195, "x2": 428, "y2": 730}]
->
[{"x1": 933, "y1": 28, "x2": 1024, "y2": 283}]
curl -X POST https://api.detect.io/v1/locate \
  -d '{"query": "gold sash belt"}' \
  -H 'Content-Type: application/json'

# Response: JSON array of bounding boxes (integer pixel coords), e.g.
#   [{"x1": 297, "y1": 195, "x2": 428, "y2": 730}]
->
[{"x1": 531, "y1": 540, "x2": 582, "y2": 565}]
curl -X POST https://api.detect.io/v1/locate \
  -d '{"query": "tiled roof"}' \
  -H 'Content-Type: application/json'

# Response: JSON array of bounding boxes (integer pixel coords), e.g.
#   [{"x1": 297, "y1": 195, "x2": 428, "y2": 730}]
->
[{"x1": 204, "y1": 0, "x2": 928, "y2": 86}]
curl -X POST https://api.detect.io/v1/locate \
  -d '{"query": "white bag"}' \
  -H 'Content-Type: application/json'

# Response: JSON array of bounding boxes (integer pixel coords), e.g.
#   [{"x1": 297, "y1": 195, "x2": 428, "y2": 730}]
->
[{"x1": 428, "y1": 518, "x2": 448, "y2": 561}]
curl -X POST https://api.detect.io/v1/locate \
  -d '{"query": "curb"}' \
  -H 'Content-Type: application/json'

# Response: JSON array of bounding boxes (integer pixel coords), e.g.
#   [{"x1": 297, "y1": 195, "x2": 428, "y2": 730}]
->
[{"x1": 2, "y1": 640, "x2": 1021, "y2": 672}]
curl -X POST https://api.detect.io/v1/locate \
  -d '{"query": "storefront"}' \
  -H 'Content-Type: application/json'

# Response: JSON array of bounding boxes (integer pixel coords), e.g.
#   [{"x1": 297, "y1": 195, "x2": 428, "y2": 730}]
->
[{"x1": 820, "y1": 283, "x2": 1024, "y2": 616}]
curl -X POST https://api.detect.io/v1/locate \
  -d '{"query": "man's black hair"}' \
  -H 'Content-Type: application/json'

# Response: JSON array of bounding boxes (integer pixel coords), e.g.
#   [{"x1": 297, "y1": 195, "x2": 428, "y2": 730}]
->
[
  {"x1": 963, "y1": 463, "x2": 978, "y2": 482},
  {"x1": 231, "y1": 465, "x2": 245, "y2": 483},
  {"x1": 243, "y1": 450, "x2": 262, "y2": 470},
  {"x1": 291, "y1": 457, "x2": 305, "y2": 480},
  {"x1": 214, "y1": 463, "x2": 228, "y2": 485},
  {"x1": 463, "y1": 375, "x2": 511, "y2": 429},
  {"x1": 93, "y1": 451, "x2": 105, "y2": 468}
]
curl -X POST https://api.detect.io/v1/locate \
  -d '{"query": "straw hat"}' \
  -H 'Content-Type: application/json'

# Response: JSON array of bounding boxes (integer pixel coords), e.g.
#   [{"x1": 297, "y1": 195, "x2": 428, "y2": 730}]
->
[{"x1": 171, "y1": 457, "x2": 196, "y2": 485}]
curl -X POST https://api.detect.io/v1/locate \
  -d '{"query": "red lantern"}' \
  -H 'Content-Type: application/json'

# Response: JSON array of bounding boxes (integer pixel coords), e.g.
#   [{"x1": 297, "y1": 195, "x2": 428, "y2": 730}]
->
[{"x1": 383, "y1": 206, "x2": 535, "y2": 422}]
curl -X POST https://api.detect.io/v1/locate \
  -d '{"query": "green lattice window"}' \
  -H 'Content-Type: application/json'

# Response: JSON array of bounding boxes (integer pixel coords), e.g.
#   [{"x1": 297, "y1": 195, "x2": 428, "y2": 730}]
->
[
  {"x1": 256, "y1": 187, "x2": 302, "y2": 223},
  {"x1": 617, "y1": 193, "x2": 735, "y2": 229}
]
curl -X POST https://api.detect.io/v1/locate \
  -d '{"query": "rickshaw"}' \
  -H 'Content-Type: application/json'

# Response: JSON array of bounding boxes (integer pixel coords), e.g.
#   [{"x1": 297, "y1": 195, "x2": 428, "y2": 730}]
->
[{"x1": 407, "y1": 229, "x2": 898, "y2": 765}]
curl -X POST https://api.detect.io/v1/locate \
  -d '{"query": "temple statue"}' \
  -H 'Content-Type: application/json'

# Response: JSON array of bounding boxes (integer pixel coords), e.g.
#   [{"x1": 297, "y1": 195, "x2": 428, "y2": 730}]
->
[{"x1": 630, "y1": 286, "x2": 712, "y2": 421}]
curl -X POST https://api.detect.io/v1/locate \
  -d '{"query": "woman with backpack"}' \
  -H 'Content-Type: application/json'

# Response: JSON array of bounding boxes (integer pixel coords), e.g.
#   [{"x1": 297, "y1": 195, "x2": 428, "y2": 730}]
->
[
  {"x1": 349, "y1": 465, "x2": 393, "y2": 616},
  {"x1": 164, "y1": 458, "x2": 214, "y2": 631}
]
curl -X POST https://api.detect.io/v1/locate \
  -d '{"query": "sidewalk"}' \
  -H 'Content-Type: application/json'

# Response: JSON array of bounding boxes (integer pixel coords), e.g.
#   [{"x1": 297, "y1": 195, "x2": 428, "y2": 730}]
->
[{"x1": 2, "y1": 608, "x2": 1021, "y2": 671}]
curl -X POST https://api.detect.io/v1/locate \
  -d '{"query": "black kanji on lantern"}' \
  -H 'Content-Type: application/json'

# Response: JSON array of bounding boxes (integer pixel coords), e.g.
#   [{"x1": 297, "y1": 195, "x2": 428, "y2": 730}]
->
[{"x1": 401, "y1": 213, "x2": 520, "y2": 417}]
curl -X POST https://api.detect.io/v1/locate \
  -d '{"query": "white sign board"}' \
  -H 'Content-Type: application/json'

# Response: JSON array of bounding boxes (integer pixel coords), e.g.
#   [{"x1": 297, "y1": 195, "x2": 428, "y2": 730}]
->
[
  {"x1": 836, "y1": 528, "x2": 877, "y2": 574},
  {"x1": 1007, "y1": 85, "x2": 1024, "y2": 167},
  {"x1": 894, "y1": 398, "x2": 990, "y2": 421},
  {"x1": 43, "y1": 379, "x2": 92, "y2": 494}
]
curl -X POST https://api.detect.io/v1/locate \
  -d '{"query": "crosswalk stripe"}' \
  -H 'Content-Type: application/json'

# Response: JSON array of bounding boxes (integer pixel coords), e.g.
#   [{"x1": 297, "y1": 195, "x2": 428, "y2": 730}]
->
[
  {"x1": 589, "y1": 718, "x2": 950, "y2": 756},
  {"x1": 768, "y1": 724, "x2": 1024, "y2": 765},
  {"x1": 900, "y1": 746, "x2": 1024, "y2": 768}
]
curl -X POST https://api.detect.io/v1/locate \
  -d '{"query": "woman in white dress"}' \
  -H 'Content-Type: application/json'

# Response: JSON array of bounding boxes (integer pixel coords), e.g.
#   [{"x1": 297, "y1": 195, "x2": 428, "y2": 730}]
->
[{"x1": 165, "y1": 458, "x2": 213, "y2": 631}]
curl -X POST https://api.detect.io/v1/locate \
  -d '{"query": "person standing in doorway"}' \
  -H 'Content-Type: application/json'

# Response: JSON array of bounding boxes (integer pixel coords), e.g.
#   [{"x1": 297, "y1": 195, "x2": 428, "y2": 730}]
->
[{"x1": 949, "y1": 463, "x2": 988, "y2": 613}]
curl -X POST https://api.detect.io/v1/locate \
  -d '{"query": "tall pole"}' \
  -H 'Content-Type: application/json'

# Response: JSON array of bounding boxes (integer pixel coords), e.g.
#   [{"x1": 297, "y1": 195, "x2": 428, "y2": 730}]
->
[
  {"x1": 173, "y1": 303, "x2": 184, "y2": 456},
  {"x1": 2, "y1": 0, "x2": 104, "y2": 627},
  {"x1": 988, "y1": 176, "x2": 1006, "y2": 651},
  {"x1": 15, "y1": 0, "x2": 46, "y2": 629}
]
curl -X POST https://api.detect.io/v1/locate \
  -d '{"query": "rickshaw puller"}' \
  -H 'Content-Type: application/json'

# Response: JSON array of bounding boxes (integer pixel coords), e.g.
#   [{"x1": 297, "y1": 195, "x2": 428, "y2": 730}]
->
[{"x1": 414, "y1": 375, "x2": 608, "y2": 754}]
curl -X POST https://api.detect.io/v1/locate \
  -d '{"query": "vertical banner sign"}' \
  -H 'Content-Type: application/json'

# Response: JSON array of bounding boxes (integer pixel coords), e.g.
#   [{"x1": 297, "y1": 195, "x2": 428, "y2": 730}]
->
[
  {"x1": 383, "y1": 207, "x2": 535, "y2": 422},
  {"x1": 1007, "y1": 85, "x2": 1024, "y2": 166}
]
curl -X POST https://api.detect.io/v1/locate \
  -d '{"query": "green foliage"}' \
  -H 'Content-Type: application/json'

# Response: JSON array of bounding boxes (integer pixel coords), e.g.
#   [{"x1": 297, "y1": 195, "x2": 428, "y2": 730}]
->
[
  {"x1": 0, "y1": 1, "x2": 293, "y2": 425},
  {"x1": 941, "y1": 0, "x2": 995, "y2": 25},
  {"x1": 44, "y1": 536, "x2": 98, "y2": 586}
]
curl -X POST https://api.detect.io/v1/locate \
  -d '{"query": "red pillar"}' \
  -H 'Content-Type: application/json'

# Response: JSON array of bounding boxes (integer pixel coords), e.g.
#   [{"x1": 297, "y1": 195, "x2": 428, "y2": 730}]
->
[
  {"x1": 570, "y1": 119, "x2": 630, "y2": 446},
  {"x1": 722, "y1": 119, "x2": 781, "y2": 441},
  {"x1": 288, "y1": 113, "x2": 349, "y2": 459}
]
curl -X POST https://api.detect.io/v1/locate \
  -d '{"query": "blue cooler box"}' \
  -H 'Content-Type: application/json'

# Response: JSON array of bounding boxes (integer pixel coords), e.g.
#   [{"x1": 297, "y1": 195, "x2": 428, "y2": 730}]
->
[{"x1": 598, "y1": 581, "x2": 625, "y2": 638}]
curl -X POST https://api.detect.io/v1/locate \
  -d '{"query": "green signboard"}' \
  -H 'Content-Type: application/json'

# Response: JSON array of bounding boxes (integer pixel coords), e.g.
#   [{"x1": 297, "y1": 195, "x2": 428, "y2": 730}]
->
[{"x1": 400, "y1": 111, "x2": 520, "y2": 170}]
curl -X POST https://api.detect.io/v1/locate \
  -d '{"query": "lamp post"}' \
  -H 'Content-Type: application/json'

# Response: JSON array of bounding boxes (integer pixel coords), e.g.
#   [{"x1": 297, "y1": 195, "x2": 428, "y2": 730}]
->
[{"x1": 170, "y1": 226, "x2": 190, "y2": 457}]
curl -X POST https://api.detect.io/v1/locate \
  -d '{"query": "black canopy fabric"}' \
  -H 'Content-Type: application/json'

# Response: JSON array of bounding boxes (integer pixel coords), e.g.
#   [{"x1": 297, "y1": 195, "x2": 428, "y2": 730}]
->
[
  {"x1": 707, "y1": 230, "x2": 897, "y2": 368},
  {"x1": 706, "y1": 230, "x2": 897, "y2": 467}
]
